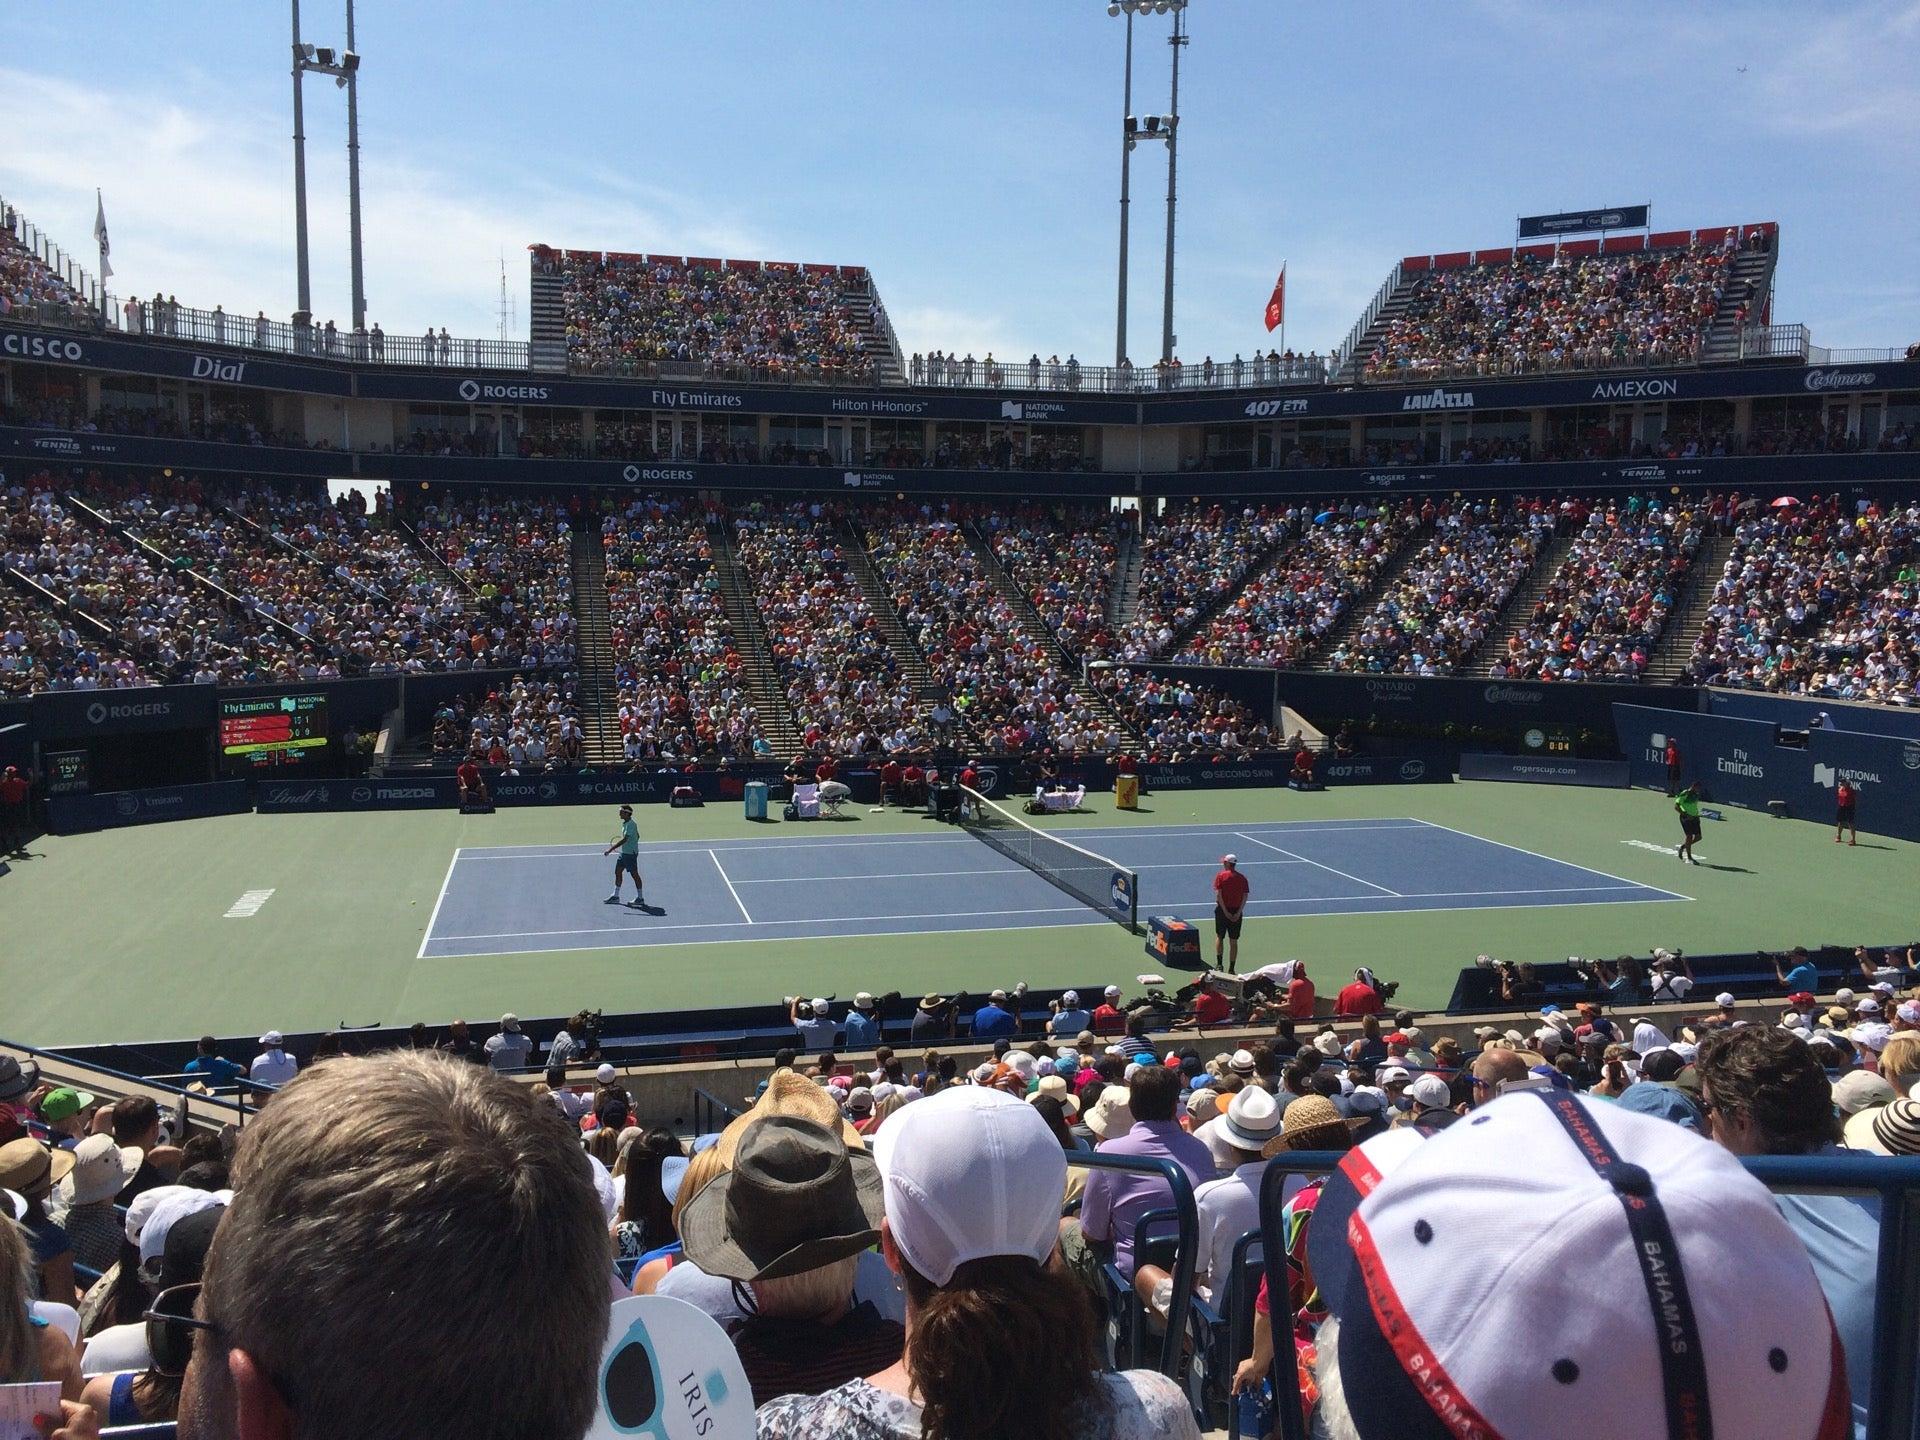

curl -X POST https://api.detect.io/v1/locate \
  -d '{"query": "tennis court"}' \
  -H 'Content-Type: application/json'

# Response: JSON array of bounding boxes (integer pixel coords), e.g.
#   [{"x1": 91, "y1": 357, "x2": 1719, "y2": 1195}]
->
[{"x1": 419, "y1": 814, "x2": 1688, "y2": 960}]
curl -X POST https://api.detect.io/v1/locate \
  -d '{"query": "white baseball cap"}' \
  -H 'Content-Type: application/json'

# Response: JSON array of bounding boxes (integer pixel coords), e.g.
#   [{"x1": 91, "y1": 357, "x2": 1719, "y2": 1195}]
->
[
  {"x1": 1898, "y1": 1002, "x2": 1920, "y2": 1025},
  {"x1": 1104, "y1": 984, "x2": 1121, "y2": 998},
  {"x1": 871, "y1": 1085, "x2": 1066, "y2": 1286},
  {"x1": 1405, "y1": 1074, "x2": 1451, "y2": 1112},
  {"x1": 989, "y1": 988, "x2": 1009, "y2": 1003},
  {"x1": 1714, "y1": 992, "x2": 1736, "y2": 1008},
  {"x1": 1856, "y1": 997, "x2": 1882, "y2": 1014},
  {"x1": 259, "y1": 1030, "x2": 285, "y2": 1048},
  {"x1": 810, "y1": 997, "x2": 829, "y2": 1014},
  {"x1": 1061, "y1": 990, "x2": 1079, "y2": 1006},
  {"x1": 138, "y1": 1188, "x2": 232, "y2": 1279},
  {"x1": 854, "y1": 992, "x2": 875, "y2": 1010},
  {"x1": 1376, "y1": 1065, "x2": 1411, "y2": 1087},
  {"x1": 1835, "y1": 988, "x2": 1856, "y2": 1005},
  {"x1": 1221, "y1": 853, "x2": 1238, "y2": 866},
  {"x1": 1312, "y1": 1090, "x2": 1847, "y2": 1439},
  {"x1": 595, "y1": 1063, "x2": 617, "y2": 1085}
]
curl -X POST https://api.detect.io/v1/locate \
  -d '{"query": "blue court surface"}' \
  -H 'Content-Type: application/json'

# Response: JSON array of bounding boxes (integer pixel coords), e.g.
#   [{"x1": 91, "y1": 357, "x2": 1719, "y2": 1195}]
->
[{"x1": 418, "y1": 816, "x2": 1689, "y2": 959}]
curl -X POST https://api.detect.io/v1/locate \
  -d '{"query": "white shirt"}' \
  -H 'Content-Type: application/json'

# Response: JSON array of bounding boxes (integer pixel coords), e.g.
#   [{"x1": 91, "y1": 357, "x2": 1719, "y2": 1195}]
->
[
  {"x1": 794, "y1": 1016, "x2": 838, "y2": 1052},
  {"x1": 1048, "y1": 1008, "x2": 1092, "y2": 1036},
  {"x1": 249, "y1": 1048, "x2": 299, "y2": 1087},
  {"x1": 80, "y1": 1322, "x2": 152, "y2": 1377},
  {"x1": 1190, "y1": 1160, "x2": 1286, "y2": 1300}
]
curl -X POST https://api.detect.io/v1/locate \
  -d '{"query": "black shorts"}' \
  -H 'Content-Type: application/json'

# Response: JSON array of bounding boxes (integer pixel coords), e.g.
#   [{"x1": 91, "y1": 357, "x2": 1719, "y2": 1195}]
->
[
  {"x1": 1214, "y1": 905, "x2": 1243, "y2": 940},
  {"x1": 1679, "y1": 815, "x2": 1702, "y2": 842},
  {"x1": 1837, "y1": 803, "x2": 1856, "y2": 823},
  {"x1": 613, "y1": 854, "x2": 642, "y2": 883}
]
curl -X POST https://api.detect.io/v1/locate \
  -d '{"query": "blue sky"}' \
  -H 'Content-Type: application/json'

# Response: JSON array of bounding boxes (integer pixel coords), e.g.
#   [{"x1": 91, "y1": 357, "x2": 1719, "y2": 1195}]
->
[{"x1": 3, "y1": 1, "x2": 1916, "y2": 361}]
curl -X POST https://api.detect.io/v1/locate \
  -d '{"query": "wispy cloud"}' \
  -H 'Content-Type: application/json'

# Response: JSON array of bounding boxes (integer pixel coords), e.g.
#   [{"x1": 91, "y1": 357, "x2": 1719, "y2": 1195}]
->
[{"x1": 0, "y1": 67, "x2": 763, "y2": 339}]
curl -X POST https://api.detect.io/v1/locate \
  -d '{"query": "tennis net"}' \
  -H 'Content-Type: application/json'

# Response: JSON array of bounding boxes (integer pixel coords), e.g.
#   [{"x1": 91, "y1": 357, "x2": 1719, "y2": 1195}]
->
[{"x1": 959, "y1": 785, "x2": 1139, "y2": 931}]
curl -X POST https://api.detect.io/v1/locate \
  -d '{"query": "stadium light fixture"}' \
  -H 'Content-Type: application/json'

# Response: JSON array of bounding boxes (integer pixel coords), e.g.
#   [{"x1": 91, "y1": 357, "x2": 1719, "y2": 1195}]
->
[{"x1": 289, "y1": 0, "x2": 368, "y2": 335}]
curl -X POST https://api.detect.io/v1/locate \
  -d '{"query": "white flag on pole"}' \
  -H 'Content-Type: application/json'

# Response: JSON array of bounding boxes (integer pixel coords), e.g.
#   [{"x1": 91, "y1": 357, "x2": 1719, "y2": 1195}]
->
[{"x1": 93, "y1": 190, "x2": 113, "y2": 281}]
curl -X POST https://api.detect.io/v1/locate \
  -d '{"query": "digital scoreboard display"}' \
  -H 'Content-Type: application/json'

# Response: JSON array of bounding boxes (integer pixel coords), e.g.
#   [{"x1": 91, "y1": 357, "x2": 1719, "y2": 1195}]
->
[
  {"x1": 45, "y1": 750, "x2": 91, "y2": 795},
  {"x1": 219, "y1": 694, "x2": 330, "y2": 770}
]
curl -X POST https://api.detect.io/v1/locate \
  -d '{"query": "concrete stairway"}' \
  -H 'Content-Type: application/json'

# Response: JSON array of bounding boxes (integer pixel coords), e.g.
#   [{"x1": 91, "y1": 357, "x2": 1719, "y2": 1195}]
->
[
  {"x1": 962, "y1": 523, "x2": 1140, "y2": 745},
  {"x1": 837, "y1": 517, "x2": 983, "y2": 748},
  {"x1": 1107, "y1": 522, "x2": 1143, "y2": 634},
  {"x1": 1464, "y1": 530, "x2": 1578, "y2": 677},
  {"x1": 1642, "y1": 533, "x2": 1735, "y2": 682},
  {"x1": 705, "y1": 520, "x2": 804, "y2": 757},
  {"x1": 1295, "y1": 525, "x2": 1432, "y2": 667},
  {"x1": 1153, "y1": 530, "x2": 1297, "y2": 660},
  {"x1": 528, "y1": 264, "x2": 568, "y2": 373},
  {"x1": 1333, "y1": 277, "x2": 1416, "y2": 382},
  {"x1": 1700, "y1": 244, "x2": 1779, "y2": 365},
  {"x1": 567, "y1": 526, "x2": 623, "y2": 765}
]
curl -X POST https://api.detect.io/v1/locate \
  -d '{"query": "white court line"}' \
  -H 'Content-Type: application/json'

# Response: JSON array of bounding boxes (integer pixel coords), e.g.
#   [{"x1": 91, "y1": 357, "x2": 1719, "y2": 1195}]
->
[
  {"x1": 1234, "y1": 831, "x2": 1401, "y2": 897},
  {"x1": 427, "y1": 883, "x2": 1661, "y2": 946},
  {"x1": 709, "y1": 850, "x2": 754, "y2": 923},
  {"x1": 730, "y1": 857, "x2": 1308, "y2": 885},
  {"x1": 1411, "y1": 818, "x2": 1693, "y2": 902},
  {"x1": 223, "y1": 889, "x2": 276, "y2": 918},
  {"x1": 416, "y1": 848, "x2": 463, "y2": 960},
  {"x1": 455, "y1": 820, "x2": 1433, "y2": 860},
  {"x1": 422, "y1": 888, "x2": 1686, "y2": 956}
]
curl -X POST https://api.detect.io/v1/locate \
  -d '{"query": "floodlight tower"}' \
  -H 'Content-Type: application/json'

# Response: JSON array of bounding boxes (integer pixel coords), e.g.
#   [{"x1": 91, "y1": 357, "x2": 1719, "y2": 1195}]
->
[
  {"x1": 1107, "y1": 0, "x2": 1189, "y2": 369},
  {"x1": 288, "y1": 0, "x2": 362, "y2": 333}
]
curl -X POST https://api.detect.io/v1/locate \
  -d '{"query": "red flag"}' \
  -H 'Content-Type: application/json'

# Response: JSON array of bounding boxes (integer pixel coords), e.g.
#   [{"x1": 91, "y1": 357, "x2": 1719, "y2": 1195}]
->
[{"x1": 1263, "y1": 265, "x2": 1286, "y2": 332}]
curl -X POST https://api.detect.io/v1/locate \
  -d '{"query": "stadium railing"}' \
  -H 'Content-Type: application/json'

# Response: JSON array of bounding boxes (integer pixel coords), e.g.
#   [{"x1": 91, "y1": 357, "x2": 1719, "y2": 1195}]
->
[
  {"x1": 1, "y1": 1035, "x2": 263, "y2": 1133},
  {"x1": 691, "y1": 1086, "x2": 742, "y2": 1137},
  {"x1": 1065, "y1": 1149, "x2": 1200, "y2": 1380},
  {"x1": 1257, "y1": 1150, "x2": 1920, "y2": 1440}
]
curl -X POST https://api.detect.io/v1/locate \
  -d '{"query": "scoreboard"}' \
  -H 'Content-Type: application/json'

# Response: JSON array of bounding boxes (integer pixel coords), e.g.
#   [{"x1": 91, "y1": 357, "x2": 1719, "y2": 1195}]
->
[{"x1": 219, "y1": 694, "x2": 331, "y2": 771}]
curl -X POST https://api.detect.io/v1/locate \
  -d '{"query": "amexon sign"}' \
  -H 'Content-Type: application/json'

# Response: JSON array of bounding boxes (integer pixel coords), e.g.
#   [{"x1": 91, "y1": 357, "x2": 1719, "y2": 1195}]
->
[{"x1": 30, "y1": 682, "x2": 218, "y2": 737}]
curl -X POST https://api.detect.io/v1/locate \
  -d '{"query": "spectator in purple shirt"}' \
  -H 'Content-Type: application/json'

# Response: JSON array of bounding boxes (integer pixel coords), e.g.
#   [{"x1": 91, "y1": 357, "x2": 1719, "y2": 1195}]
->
[{"x1": 1058, "y1": 1062, "x2": 1213, "y2": 1294}]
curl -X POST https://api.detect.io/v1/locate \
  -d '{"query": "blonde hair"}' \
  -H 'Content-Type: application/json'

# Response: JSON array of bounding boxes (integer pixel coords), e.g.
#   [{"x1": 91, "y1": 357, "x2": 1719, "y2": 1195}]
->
[
  {"x1": 748, "y1": 1254, "x2": 859, "y2": 1321},
  {"x1": 669, "y1": 1145, "x2": 727, "y2": 1235},
  {"x1": 1880, "y1": 1032, "x2": 1920, "y2": 1090}
]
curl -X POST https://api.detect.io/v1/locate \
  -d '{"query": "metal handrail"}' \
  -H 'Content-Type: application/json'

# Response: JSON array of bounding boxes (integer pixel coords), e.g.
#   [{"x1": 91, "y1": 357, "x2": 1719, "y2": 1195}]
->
[
  {"x1": 0, "y1": 1034, "x2": 258, "y2": 1128},
  {"x1": 691, "y1": 1086, "x2": 743, "y2": 1136},
  {"x1": 1257, "y1": 1149, "x2": 1920, "y2": 1440},
  {"x1": 1066, "y1": 1148, "x2": 1200, "y2": 1378},
  {"x1": 905, "y1": 354, "x2": 1329, "y2": 393}
]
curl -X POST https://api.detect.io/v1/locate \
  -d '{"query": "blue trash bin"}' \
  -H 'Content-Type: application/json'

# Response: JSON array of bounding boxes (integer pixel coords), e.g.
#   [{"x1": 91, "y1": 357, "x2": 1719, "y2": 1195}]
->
[{"x1": 744, "y1": 781, "x2": 768, "y2": 821}]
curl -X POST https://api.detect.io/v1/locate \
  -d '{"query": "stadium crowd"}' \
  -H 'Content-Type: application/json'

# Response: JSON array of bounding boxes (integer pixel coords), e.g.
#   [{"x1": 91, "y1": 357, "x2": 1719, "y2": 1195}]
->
[
  {"x1": 602, "y1": 496, "x2": 767, "y2": 762},
  {"x1": 0, "y1": 225, "x2": 86, "y2": 321},
  {"x1": 981, "y1": 504, "x2": 1122, "y2": 661},
  {"x1": 1112, "y1": 503, "x2": 1298, "y2": 661},
  {"x1": 1492, "y1": 493, "x2": 1706, "y2": 681},
  {"x1": 1687, "y1": 496, "x2": 1919, "y2": 703},
  {"x1": 731, "y1": 500, "x2": 919, "y2": 757},
  {"x1": 866, "y1": 503, "x2": 1127, "y2": 754},
  {"x1": 9, "y1": 957, "x2": 1916, "y2": 1440},
  {"x1": 1324, "y1": 499, "x2": 1554, "y2": 675},
  {"x1": 1174, "y1": 502, "x2": 1420, "y2": 668},
  {"x1": 556, "y1": 253, "x2": 875, "y2": 381},
  {"x1": 1363, "y1": 239, "x2": 1738, "y2": 381}
]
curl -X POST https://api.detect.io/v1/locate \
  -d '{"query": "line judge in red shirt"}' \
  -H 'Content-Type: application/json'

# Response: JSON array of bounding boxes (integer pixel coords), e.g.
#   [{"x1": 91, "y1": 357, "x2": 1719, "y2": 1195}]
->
[{"x1": 1212, "y1": 853, "x2": 1250, "y2": 973}]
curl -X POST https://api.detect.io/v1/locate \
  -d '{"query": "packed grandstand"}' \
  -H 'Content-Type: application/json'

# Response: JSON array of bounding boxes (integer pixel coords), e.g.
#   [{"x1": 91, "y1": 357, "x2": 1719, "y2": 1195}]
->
[{"x1": 8, "y1": 159, "x2": 1920, "y2": 1440}]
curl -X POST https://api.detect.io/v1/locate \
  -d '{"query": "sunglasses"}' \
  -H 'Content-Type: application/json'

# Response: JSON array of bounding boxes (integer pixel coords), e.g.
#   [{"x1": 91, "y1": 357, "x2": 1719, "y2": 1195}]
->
[{"x1": 144, "y1": 1283, "x2": 219, "y2": 1378}]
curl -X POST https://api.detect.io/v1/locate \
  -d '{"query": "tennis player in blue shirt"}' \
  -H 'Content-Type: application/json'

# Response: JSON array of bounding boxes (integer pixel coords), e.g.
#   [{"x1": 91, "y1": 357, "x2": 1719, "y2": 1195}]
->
[{"x1": 603, "y1": 805, "x2": 644, "y2": 907}]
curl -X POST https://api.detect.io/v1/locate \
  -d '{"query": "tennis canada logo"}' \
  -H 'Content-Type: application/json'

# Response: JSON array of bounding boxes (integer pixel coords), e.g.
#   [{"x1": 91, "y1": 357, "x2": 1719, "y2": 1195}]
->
[{"x1": 1110, "y1": 872, "x2": 1134, "y2": 912}]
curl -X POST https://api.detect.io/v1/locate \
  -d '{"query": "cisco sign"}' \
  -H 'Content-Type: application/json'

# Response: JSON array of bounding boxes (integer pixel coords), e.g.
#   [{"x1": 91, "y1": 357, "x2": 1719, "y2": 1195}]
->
[{"x1": 1, "y1": 332, "x2": 86, "y2": 361}]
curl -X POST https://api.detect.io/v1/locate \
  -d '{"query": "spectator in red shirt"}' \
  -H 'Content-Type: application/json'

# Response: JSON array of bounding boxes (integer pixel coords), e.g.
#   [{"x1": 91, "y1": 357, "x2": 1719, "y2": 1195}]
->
[
  {"x1": 1289, "y1": 747, "x2": 1316, "y2": 785},
  {"x1": 1335, "y1": 968, "x2": 1385, "y2": 1017},
  {"x1": 1665, "y1": 738, "x2": 1681, "y2": 796},
  {"x1": 455, "y1": 753, "x2": 488, "y2": 809},
  {"x1": 1113, "y1": 752, "x2": 1138, "y2": 775},
  {"x1": 958, "y1": 763, "x2": 981, "y2": 792},
  {"x1": 1091, "y1": 985, "x2": 1127, "y2": 1036},
  {"x1": 879, "y1": 759, "x2": 903, "y2": 806},
  {"x1": 1286, "y1": 963, "x2": 1316, "y2": 1019},
  {"x1": 815, "y1": 756, "x2": 838, "y2": 784},
  {"x1": 0, "y1": 765, "x2": 30, "y2": 855},
  {"x1": 901, "y1": 762, "x2": 926, "y2": 805},
  {"x1": 1835, "y1": 779, "x2": 1858, "y2": 846},
  {"x1": 1211, "y1": 854, "x2": 1250, "y2": 973},
  {"x1": 1185, "y1": 976, "x2": 1233, "y2": 1029}
]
